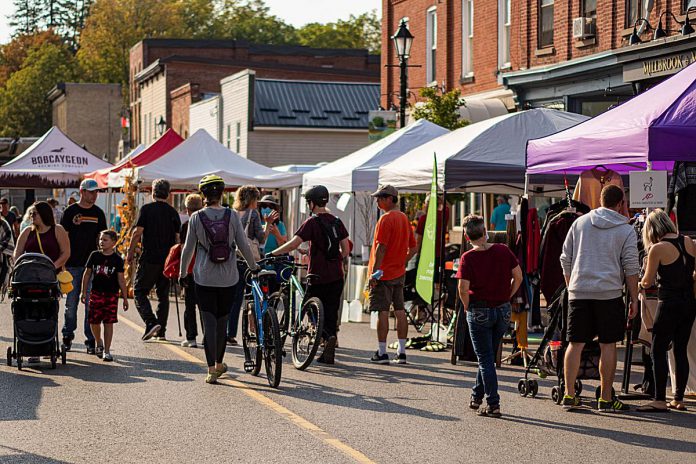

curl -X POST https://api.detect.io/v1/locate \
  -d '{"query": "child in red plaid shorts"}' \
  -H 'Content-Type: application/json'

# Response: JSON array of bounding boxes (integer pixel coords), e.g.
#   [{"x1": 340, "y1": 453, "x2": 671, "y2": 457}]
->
[{"x1": 81, "y1": 230, "x2": 128, "y2": 362}]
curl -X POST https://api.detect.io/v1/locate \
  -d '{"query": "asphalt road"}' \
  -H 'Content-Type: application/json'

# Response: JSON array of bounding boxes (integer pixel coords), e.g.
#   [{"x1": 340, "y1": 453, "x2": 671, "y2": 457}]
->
[{"x1": 1, "y1": 297, "x2": 695, "y2": 464}]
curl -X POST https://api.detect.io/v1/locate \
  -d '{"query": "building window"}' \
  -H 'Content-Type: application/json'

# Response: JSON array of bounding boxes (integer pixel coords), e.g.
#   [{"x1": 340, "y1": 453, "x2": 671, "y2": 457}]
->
[
  {"x1": 582, "y1": 0, "x2": 596, "y2": 17},
  {"x1": 626, "y1": 0, "x2": 642, "y2": 28},
  {"x1": 539, "y1": 0, "x2": 554, "y2": 48},
  {"x1": 426, "y1": 7, "x2": 437, "y2": 83},
  {"x1": 226, "y1": 124, "x2": 231, "y2": 149},
  {"x1": 462, "y1": 0, "x2": 474, "y2": 77},
  {"x1": 498, "y1": 0, "x2": 511, "y2": 68},
  {"x1": 235, "y1": 122, "x2": 241, "y2": 153}
]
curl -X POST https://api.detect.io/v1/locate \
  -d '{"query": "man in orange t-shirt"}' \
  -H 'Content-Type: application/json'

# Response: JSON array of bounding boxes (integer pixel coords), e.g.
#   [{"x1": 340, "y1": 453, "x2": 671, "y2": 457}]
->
[{"x1": 368, "y1": 185, "x2": 418, "y2": 364}]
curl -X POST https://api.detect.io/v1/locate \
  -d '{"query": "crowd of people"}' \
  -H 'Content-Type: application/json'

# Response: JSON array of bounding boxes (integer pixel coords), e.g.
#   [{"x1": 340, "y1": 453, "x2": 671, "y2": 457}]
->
[{"x1": 1, "y1": 178, "x2": 694, "y2": 415}]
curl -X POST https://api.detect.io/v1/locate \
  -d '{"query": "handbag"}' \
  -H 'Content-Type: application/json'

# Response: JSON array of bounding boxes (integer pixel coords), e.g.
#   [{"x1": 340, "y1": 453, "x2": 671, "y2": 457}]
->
[
  {"x1": 241, "y1": 210, "x2": 261, "y2": 262},
  {"x1": 35, "y1": 228, "x2": 73, "y2": 294}
]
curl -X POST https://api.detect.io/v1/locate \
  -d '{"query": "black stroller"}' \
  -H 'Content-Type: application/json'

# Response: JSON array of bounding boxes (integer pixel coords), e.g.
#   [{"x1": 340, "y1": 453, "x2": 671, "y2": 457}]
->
[
  {"x1": 518, "y1": 286, "x2": 609, "y2": 404},
  {"x1": 6, "y1": 253, "x2": 66, "y2": 370}
]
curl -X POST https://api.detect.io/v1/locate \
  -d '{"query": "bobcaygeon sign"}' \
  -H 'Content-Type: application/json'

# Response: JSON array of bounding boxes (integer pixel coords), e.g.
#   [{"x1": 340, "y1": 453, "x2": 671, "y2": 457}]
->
[
  {"x1": 624, "y1": 50, "x2": 696, "y2": 82},
  {"x1": 31, "y1": 149, "x2": 90, "y2": 167}
]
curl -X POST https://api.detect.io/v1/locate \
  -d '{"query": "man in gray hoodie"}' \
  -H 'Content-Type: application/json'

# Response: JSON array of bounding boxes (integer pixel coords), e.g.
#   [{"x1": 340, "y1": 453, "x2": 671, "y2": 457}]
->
[{"x1": 559, "y1": 185, "x2": 640, "y2": 412}]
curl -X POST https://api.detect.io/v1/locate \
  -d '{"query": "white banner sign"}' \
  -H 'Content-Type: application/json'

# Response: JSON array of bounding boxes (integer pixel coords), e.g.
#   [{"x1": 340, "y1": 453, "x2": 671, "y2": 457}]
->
[{"x1": 629, "y1": 170, "x2": 667, "y2": 208}]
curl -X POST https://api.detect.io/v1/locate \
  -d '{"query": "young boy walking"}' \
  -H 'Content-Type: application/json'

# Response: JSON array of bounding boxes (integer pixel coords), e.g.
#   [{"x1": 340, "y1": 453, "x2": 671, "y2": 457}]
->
[{"x1": 81, "y1": 230, "x2": 128, "y2": 362}]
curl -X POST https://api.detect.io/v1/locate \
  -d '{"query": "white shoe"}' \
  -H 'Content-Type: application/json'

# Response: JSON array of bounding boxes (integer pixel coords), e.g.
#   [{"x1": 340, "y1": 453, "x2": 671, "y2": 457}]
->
[{"x1": 181, "y1": 340, "x2": 198, "y2": 348}]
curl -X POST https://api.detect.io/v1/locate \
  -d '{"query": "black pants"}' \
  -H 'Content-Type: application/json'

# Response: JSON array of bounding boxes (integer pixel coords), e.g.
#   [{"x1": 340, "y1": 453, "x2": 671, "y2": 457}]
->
[
  {"x1": 196, "y1": 283, "x2": 236, "y2": 367},
  {"x1": 183, "y1": 275, "x2": 198, "y2": 341},
  {"x1": 651, "y1": 297, "x2": 696, "y2": 402},
  {"x1": 304, "y1": 279, "x2": 344, "y2": 340},
  {"x1": 134, "y1": 260, "x2": 170, "y2": 335}
]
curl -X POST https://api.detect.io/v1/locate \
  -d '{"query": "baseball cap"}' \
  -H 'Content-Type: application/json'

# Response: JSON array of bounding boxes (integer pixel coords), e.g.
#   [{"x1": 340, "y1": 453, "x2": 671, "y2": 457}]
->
[
  {"x1": 371, "y1": 185, "x2": 399, "y2": 198},
  {"x1": 80, "y1": 179, "x2": 100, "y2": 191}
]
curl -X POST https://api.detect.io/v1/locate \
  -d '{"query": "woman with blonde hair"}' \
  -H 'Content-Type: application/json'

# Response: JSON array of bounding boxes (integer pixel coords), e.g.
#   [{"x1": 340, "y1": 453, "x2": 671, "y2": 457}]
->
[{"x1": 638, "y1": 209, "x2": 696, "y2": 412}]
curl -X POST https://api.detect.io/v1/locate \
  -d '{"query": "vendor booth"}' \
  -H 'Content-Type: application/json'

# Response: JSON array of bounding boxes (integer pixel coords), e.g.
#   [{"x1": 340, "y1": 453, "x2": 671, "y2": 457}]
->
[{"x1": 0, "y1": 126, "x2": 112, "y2": 188}]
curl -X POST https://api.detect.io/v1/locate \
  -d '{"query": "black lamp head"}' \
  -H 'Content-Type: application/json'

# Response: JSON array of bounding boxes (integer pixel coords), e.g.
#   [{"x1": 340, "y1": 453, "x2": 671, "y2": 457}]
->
[
  {"x1": 653, "y1": 18, "x2": 667, "y2": 39},
  {"x1": 682, "y1": 15, "x2": 695, "y2": 36},
  {"x1": 629, "y1": 26, "x2": 642, "y2": 45}
]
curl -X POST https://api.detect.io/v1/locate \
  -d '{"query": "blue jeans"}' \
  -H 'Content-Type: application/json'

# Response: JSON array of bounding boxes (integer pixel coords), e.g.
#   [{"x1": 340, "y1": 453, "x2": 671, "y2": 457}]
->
[
  {"x1": 62, "y1": 266, "x2": 94, "y2": 345},
  {"x1": 466, "y1": 303, "x2": 511, "y2": 407}
]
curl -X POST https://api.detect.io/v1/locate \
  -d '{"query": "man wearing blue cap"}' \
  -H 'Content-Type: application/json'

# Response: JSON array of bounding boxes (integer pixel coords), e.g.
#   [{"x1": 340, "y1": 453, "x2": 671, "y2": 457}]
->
[{"x1": 60, "y1": 178, "x2": 107, "y2": 354}]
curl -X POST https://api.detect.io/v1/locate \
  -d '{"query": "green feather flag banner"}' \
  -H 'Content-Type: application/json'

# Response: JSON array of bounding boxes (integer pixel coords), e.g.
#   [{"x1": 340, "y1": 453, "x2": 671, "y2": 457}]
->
[{"x1": 415, "y1": 154, "x2": 438, "y2": 302}]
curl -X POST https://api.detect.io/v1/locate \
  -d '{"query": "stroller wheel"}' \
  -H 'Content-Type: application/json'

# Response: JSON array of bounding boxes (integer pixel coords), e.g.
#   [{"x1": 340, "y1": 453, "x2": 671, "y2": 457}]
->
[
  {"x1": 17, "y1": 358, "x2": 22, "y2": 370},
  {"x1": 61, "y1": 350, "x2": 67, "y2": 365},
  {"x1": 6, "y1": 347, "x2": 11, "y2": 366},
  {"x1": 551, "y1": 386, "x2": 562, "y2": 404},
  {"x1": 518, "y1": 379, "x2": 529, "y2": 397},
  {"x1": 50, "y1": 355, "x2": 57, "y2": 369},
  {"x1": 575, "y1": 380, "x2": 583, "y2": 396},
  {"x1": 529, "y1": 380, "x2": 539, "y2": 398}
]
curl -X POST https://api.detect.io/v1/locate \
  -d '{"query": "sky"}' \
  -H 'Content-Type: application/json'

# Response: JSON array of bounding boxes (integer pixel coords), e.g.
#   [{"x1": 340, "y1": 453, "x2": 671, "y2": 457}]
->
[{"x1": 0, "y1": 0, "x2": 381, "y2": 43}]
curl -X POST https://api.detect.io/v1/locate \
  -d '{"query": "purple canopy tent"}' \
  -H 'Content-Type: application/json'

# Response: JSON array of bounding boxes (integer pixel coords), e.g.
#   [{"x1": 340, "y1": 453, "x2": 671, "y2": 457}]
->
[{"x1": 527, "y1": 60, "x2": 696, "y2": 175}]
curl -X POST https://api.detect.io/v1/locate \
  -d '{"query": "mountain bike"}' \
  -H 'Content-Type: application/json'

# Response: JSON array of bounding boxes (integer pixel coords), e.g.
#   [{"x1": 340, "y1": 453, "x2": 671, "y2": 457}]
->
[
  {"x1": 241, "y1": 267, "x2": 283, "y2": 388},
  {"x1": 264, "y1": 256, "x2": 325, "y2": 370}
]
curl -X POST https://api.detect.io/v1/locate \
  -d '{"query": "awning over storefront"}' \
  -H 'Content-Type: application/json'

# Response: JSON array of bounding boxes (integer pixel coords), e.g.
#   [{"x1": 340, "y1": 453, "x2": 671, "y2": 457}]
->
[{"x1": 527, "y1": 60, "x2": 696, "y2": 175}]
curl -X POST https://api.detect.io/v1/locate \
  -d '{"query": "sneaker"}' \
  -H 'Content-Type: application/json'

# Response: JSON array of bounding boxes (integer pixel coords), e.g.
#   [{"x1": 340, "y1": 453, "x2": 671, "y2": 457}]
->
[
  {"x1": 102, "y1": 352, "x2": 113, "y2": 362},
  {"x1": 62, "y1": 337, "x2": 72, "y2": 352},
  {"x1": 214, "y1": 363, "x2": 228, "y2": 377},
  {"x1": 391, "y1": 353, "x2": 407, "y2": 364},
  {"x1": 561, "y1": 395, "x2": 582, "y2": 410},
  {"x1": 477, "y1": 405, "x2": 502, "y2": 418},
  {"x1": 142, "y1": 324, "x2": 161, "y2": 341},
  {"x1": 370, "y1": 351, "x2": 390, "y2": 364},
  {"x1": 86, "y1": 346, "x2": 96, "y2": 355},
  {"x1": 226, "y1": 337, "x2": 238, "y2": 346},
  {"x1": 181, "y1": 339, "x2": 198, "y2": 348},
  {"x1": 320, "y1": 336, "x2": 337, "y2": 364},
  {"x1": 205, "y1": 372, "x2": 219, "y2": 384},
  {"x1": 95, "y1": 345, "x2": 104, "y2": 357},
  {"x1": 469, "y1": 397, "x2": 483, "y2": 410},
  {"x1": 153, "y1": 336, "x2": 167, "y2": 342},
  {"x1": 598, "y1": 398, "x2": 630, "y2": 413}
]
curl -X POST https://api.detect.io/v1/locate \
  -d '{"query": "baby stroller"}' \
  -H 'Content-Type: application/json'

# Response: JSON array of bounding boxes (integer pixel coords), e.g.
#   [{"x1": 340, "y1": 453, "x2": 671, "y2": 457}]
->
[
  {"x1": 6, "y1": 253, "x2": 66, "y2": 370},
  {"x1": 518, "y1": 286, "x2": 609, "y2": 404}
]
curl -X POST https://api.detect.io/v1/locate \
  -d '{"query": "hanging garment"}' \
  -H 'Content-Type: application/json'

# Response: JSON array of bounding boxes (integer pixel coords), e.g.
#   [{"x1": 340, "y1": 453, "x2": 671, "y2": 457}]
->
[
  {"x1": 573, "y1": 167, "x2": 628, "y2": 215},
  {"x1": 526, "y1": 208, "x2": 540, "y2": 274},
  {"x1": 539, "y1": 212, "x2": 579, "y2": 303},
  {"x1": 667, "y1": 162, "x2": 696, "y2": 231}
]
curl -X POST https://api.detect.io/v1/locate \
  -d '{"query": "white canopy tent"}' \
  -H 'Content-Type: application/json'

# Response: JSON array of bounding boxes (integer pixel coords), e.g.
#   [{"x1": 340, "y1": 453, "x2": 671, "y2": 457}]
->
[
  {"x1": 302, "y1": 119, "x2": 449, "y2": 193},
  {"x1": 378, "y1": 109, "x2": 590, "y2": 193},
  {"x1": 134, "y1": 129, "x2": 302, "y2": 189},
  {"x1": 0, "y1": 126, "x2": 112, "y2": 188}
]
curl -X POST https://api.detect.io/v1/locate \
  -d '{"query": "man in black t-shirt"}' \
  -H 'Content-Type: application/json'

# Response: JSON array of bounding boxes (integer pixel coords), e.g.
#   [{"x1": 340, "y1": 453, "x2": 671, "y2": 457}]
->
[
  {"x1": 127, "y1": 179, "x2": 181, "y2": 341},
  {"x1": 60, "y1": 179, "x2": 107, "y2": 353},
  {"x1": 0, "y1": 197, "x2": 19, "y2": 239}
]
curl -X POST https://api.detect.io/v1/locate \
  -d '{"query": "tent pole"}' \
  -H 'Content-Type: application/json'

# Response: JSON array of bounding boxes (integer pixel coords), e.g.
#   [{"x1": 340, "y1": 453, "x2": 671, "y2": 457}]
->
[{"x1": 435, "y1": 189, "x2": 448, "y2": 347}]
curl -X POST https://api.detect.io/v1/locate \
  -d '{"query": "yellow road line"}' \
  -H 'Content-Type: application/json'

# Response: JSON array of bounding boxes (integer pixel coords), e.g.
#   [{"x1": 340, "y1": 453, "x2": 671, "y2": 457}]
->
[{"x1": 120, "y1": 314, "x2": 376, "y2": 464}]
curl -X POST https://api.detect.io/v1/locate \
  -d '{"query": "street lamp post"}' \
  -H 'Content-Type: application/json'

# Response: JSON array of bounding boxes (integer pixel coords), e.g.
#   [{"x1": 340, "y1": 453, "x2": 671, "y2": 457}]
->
[
  {"x1": 156, "y1": 116, "x2": 166, "y2": 136},
  {"x1": 391, "y1": 20, "x2": 414, "y2": 128}
]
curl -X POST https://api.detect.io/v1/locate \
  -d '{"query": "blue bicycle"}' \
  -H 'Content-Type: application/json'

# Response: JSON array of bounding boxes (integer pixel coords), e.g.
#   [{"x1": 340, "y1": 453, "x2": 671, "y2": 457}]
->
[{"x1": 242, "y1": 266, "x2": 283, "y2": 388}]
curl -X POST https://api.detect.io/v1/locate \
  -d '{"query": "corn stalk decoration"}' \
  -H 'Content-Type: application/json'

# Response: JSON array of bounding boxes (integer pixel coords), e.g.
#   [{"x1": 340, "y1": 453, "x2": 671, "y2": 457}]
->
[{"x1": 115, "y1": 171, "x2": 138, "y2": 297}]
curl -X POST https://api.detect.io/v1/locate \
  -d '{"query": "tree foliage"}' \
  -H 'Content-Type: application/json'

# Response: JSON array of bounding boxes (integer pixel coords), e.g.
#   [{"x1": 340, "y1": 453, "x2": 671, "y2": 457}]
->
[
  {"x1": 9, "y1": 1, "x2": 93, "y2": 50},
  {"x1": 0, "y1": 30, "x2": 63, "y2": 85},
  {"x1": 412, "y1": 87, "x2": 469, "y2": 130},
  {"x1": 0, "y1": 41, "x2": 80, "y2": 136},
  {"x1": 213, "y1": 0, "x2": 299, "y2": 44},
  {"x1": 296, "y1": 11, "x2": 381, "y2": 54}
]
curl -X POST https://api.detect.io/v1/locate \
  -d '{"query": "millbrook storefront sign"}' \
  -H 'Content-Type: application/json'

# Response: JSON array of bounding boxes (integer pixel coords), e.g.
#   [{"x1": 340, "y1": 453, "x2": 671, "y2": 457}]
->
[{"x1": 624, "y1": 50, "x2": 696, "y2": 82}]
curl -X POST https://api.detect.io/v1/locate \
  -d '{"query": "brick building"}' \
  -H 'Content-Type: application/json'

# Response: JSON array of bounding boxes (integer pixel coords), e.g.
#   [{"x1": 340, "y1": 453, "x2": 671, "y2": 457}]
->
[
  {"x1": 48, "y1": 83, "x2": 122, "y2": 162},
  {"x1": 383, "y1": 0, "x2": 696, "y2": 118},
  {"x1": 130, "y1": 39, "x2": 380, "y2": 148}
]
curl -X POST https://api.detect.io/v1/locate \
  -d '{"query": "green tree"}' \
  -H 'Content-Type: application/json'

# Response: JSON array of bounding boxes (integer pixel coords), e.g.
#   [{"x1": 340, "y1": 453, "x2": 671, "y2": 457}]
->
[
  {"x1": 412, "y1": 87, "x2": 469, "y2": 130},
  {"x1": 0, "y1": 42, "x2": 80, "y2": 136},
  {"x1": 0, "y1": 29, "x2": 63, "y2": 85},
  {"x1": 8, "y1": 0, "x2": 43, "y2": 35},
  {"x1": 297, "y1": 11, "x2": 381, "y2": 54},
  {"x1": 213, "y1": 0, "x2": 298, "y2": 44}
]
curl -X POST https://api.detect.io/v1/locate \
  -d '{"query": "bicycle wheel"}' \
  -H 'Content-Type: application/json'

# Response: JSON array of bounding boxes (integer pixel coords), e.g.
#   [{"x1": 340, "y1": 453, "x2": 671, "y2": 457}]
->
[
  {"x1": 262, "y1": 308, "x2": 283, "y2": 388},
  {"x1": 268, "y1": 291, "x2": 290, "y2": 346},
  {"x1": 291, "y1": 297, "x2": 324, "y2": 370},
  {"x1": 242, "y1": 302, "x2": 262, "y2": 376}
]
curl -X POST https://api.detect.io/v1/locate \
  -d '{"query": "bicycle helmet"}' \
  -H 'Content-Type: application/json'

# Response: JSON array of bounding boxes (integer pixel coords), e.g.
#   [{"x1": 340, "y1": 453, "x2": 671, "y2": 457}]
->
[
  {"x1": 303, "y1": 185, "x2": 329, "y2": 203},
  {"x1": 198, "y1": 174, "x2": 225, "y2": 197}
]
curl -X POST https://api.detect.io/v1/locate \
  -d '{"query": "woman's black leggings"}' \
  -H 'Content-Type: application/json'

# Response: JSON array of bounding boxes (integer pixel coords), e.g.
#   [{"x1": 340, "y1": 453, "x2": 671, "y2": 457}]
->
[
  {"x1": 651, "y1": 297, "x2": 696, "y2": 402},
  {"x1": 196, "y1": 283, "x2": 237, "y2": 367}
]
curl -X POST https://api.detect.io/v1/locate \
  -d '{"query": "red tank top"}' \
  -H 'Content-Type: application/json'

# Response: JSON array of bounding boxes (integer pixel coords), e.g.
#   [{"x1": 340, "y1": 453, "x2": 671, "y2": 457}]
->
[{"x1": 25, "y1": 226, "x2": 61, "y2": 263}]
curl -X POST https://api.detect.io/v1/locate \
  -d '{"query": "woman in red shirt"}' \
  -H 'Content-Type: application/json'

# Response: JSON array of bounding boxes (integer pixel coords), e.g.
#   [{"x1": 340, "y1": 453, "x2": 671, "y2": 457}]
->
[{"x1": 456, "y1": 214, "x2": 522, "y2": 418}]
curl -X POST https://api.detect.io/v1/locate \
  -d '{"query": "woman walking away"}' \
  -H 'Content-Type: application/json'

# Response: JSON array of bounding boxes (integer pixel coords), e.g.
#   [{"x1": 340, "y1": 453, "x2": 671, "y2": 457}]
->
[
  {"x1": 456, "y1": 215, "x2": 522, "y2": 418},
  {"x1": 227, "y1": 185, "x2": 265, "y2": 345},
  {"x1": 179, "y1": 175, "x2": 259, "y2": 384},
  {"x1": 638, "y1": 210, "x2": 696, "y2": 412},
  {"x1": 80, "y1": 230, "x2": 128, "y2": 362}
]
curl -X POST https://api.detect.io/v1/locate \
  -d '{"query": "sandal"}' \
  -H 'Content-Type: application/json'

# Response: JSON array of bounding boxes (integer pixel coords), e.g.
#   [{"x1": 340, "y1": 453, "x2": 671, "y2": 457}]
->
[
  {"x1": 477, "y1": 405, "x2": 502, "y2": 418},
  {"x1": 636, "y1": 403, "x2": 669, "y2": 413},
  {"x1": 469, "y1": 397, "x2": 483, "y2": 410},
  {"x1": 667, "y1": 401, "x2": 688, "y2": 411}
]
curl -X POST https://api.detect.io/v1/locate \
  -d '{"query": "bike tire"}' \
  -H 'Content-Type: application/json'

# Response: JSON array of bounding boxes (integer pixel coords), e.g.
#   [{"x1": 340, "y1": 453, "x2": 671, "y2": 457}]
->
[
  {"x1": 242, "y1": 302, "x2": 262, "y2": 376},
  {"x1": 269, "y1": 291, "x2": 290, "y2": 346},
  {"x1": 291, "y1": 297, "x2": 324, "y2": 370},
  {"x1": 262, "y1": 308, "x2": 283, "y2": 388}
]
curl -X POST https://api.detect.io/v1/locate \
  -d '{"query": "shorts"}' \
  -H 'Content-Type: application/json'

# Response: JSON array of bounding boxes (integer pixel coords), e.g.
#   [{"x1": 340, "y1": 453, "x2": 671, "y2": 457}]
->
[
  {"x1": 369, "y1": 275, "x2": 406, "y2": 312},
  {"x1": 88, "y1": 291, "x2": 119, "y2": 324},
  {"x1": 567, "y1": 298, "x2": 625, "y2": 344}
]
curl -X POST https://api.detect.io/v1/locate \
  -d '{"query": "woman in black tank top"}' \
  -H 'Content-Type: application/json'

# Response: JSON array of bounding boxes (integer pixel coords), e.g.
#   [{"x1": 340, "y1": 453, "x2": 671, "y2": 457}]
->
[{"x1": 639, "y1": 210, "x2": 696, "y2": 412}]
